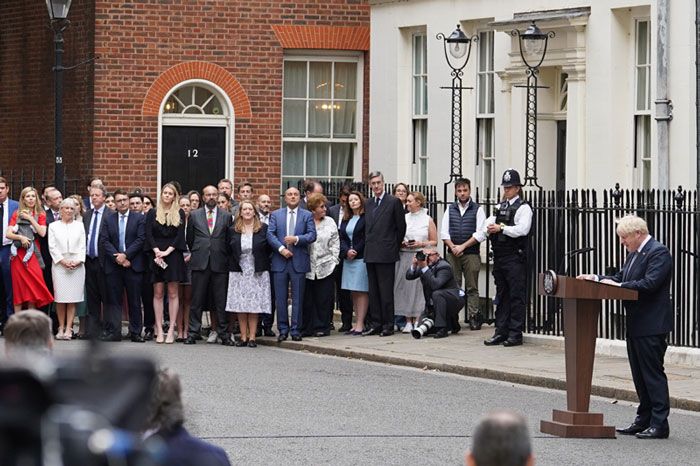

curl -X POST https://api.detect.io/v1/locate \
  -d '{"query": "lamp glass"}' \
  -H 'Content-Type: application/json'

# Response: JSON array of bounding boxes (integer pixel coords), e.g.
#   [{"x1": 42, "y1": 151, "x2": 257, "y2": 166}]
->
[
  {"x1": 46, "y1": 0, "x2": 72, "y2": 20},
  {"x1": 448, "y1": 41, "x2": 468, "y2": 59},
  {"x1": 523, "y1": 37, "x2": 545, "y2": 56}
]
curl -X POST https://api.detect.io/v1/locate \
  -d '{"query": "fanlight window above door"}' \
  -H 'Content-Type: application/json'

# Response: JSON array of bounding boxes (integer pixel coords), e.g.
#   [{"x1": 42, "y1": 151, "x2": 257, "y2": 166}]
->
[{"x1": 163, "y1": 85, "x2": 227, "y2": 116}]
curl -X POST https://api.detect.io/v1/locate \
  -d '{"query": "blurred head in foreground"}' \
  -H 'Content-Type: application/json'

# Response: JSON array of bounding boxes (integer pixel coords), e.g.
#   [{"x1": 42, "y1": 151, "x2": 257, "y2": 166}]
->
[
  {"x1": 4, "y1": 310, "x2": 53, "y2": 360},
  {"x1": 466, "y1": 410, "x2": 533, "y2": 466}
]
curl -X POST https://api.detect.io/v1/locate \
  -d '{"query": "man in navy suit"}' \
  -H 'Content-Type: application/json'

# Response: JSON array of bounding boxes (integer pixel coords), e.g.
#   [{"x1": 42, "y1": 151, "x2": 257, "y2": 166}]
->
[
  {"x1": 0, "y1": 177, "x2": 19, "y2": 332},
  {"x1": 578, "y1": 215, "x2": 673, "y2": 439},
  {"x1": 84, "y1": 184, "x2": 110, "y2": 339},
  {"x1": 363, "y1": 171, "x2": 406, "y2": 336},
  {"x1": 39, "y1": 188, "x2": 62, "y2": 331},
  {"x1": 267, "y1": 187, "x2": 316, "y2": 341},
  {"x1": 99, "y1": 189, "x2": 146, "y2": 342}
]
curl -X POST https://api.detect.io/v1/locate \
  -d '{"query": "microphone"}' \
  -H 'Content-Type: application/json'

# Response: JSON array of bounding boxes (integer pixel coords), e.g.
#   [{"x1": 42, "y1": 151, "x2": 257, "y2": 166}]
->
[{"x1": 556, "y1": 247, "x2": 595, "y2": 276}]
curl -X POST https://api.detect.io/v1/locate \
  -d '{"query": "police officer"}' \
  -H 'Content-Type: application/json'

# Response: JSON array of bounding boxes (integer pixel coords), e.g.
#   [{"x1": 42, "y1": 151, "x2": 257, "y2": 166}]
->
[{"x1": 482, "y1": 169, "x2": 532, "y2": 347}]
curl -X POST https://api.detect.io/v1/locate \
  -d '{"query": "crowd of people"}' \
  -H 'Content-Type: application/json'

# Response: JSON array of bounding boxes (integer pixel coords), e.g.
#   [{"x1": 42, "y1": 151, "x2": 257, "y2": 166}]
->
[{"x1": 0, "y1": 168, "x2": 535, "y2": 347}]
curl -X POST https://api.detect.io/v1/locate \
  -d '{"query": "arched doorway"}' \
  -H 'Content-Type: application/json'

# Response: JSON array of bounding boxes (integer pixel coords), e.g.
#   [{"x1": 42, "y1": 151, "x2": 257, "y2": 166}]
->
[{"x1": 158, "y1": 80, "x2": 233, "y2": 194}]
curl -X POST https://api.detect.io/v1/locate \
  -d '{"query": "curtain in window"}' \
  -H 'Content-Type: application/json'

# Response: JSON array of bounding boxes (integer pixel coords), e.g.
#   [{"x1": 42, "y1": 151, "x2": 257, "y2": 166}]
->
[{"x1": 331, "y1": 143, "x2": 353, "y2": 177}]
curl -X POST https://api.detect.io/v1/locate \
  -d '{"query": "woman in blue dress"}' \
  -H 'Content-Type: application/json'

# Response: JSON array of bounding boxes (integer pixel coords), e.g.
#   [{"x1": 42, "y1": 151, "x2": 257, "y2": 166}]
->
[{"x1": 339, "y1": 191, "x2": 368, "y2": 335}]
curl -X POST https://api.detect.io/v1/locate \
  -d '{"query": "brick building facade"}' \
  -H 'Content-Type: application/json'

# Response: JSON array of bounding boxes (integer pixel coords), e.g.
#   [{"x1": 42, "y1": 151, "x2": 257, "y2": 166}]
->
[{"x1": 1, "y1": 1, "x2": 370, "y2": 201}]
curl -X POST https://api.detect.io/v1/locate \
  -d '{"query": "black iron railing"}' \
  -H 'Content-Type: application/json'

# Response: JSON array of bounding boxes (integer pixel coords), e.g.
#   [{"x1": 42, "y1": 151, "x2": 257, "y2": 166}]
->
[{"x1": 0, "y1": 168, "x2": 81, "y2": 200}]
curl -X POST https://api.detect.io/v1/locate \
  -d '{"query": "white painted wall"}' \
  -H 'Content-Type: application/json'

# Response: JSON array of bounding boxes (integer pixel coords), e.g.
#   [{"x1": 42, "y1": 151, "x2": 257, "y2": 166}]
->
[{"x1": 369, "y1": 0, "x2": 698, "y2": 191}]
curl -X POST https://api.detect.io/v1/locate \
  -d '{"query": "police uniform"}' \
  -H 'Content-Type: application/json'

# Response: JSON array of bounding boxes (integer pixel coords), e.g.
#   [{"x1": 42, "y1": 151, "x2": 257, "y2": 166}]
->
[{"x1": 482, "y1": 169, "x2": 532, "y2": 347}]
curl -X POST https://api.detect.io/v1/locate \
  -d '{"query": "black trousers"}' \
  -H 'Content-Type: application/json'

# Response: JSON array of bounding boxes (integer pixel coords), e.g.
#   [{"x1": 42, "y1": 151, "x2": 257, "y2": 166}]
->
[
  {"x1": 366, "y1": 262, "x2": 396, "y2": 331},
  {"x1": 420, "y1": 288, "x2": 463, "y2": 329},
  {"x1": 189, "y1": 269, "x2": 229, "y2": 339},
  {"x1": 302, "y1": 275, "x2": 335, "y2": 335},
  {"x1": 627, "y1": 334, "x2": 670, "y2": 429},
  {"x1": 492, "y1": 253, "x2": 526, "y2": 340},
  {"x1": 105, "y1": 268, "x2": 143, "y2": 336},
  {"x1": 142, "y1": 271, "x2": 155, "y2": 330},
  {"x1": 334, "y1": 262, "x2": 353, "y2": 328},
  {"x1": 85, "y1": 257, "x2": 107, "y2": 338}
]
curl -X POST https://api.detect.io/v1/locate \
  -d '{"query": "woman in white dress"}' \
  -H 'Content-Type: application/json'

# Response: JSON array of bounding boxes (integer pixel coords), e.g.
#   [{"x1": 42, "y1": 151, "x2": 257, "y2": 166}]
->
[
  {"x1": 226, "y1": 200, "x2": 272, "y2": 347},
  {"x1": 48, "y1": 198, "x2": 86, "y2": 340},
  {"x1": 394, "y1": 192, "x2": 437, "y2": 333}
]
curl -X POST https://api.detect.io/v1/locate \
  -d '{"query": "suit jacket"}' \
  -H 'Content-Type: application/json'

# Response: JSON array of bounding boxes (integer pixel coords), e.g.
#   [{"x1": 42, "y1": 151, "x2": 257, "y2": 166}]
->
[
  {"x1": 364, "y1": 193, "x2": 407, "y2": 263},
  {"x1": 40, "y1": 208, "x2": 58, "y2": 275},
  {"x1": 186, "y1": 207, "x2": 232, "y2": 273},
  {"x1": 405, "y1": 258, "x2": 460, "y2": 312},
  {"x1": 83, "y1": 206, "x2": 111, "y2": 259},
  {"x1": 328, "y1": 203, "x2": 343, "y2": 226},
  {"x1": 99, "y1": 211, "x2": 146, "y2": 273},
  {"x1": 601, "y1": 237, "x2": 673, "y2": 338},
  {"x1": 2, "y1": 199, "x2": 19, "y2": 246},
  {"x1": 339, "y1": 214, "x2": 365, "y2": 260},
  {"x1": 267, "y1": 206, "x2": 316, "y2": 273},
  {"x1": 228, "y1": 224, "x2": 271, "y2": 273}
]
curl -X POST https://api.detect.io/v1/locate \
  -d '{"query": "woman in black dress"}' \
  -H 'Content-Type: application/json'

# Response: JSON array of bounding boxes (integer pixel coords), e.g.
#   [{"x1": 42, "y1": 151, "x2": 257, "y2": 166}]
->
[{"x1": 145, "y1": 183, "x2": 186, "y2": 344}]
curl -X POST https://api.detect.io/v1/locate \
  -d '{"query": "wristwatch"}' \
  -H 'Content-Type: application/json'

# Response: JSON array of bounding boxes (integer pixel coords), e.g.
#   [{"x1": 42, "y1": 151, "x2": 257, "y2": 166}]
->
[{"x1": 499, "y1": 223, "x2": 506, "y2": 232}]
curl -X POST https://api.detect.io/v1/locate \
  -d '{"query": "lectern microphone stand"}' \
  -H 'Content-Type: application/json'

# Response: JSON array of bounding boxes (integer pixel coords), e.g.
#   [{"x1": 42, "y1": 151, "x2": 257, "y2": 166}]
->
[{"x1": 538, "y1": 272, "x2": 638, "y2": 438}]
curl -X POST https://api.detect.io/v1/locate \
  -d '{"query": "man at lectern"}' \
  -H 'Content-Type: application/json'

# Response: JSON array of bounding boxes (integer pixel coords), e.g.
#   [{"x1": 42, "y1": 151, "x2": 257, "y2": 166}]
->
[{"x1": 577, "y1": 215, "x2": 672, "y2": 439}]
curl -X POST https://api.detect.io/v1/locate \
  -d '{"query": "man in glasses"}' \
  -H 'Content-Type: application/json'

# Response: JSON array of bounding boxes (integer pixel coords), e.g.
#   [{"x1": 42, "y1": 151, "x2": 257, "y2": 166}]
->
[{"x1": 405, "y1": 247, "x2": 463, "y2": 338}]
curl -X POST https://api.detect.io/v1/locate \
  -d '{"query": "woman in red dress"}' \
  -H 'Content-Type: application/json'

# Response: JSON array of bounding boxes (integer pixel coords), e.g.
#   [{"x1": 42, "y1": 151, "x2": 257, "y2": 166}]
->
[{"x1": 5, "y1": 186, "x2": 53, "y2": 311}]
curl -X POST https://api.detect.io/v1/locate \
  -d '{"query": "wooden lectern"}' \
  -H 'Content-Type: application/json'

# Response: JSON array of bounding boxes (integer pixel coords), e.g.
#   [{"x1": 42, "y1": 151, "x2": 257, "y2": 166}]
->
[{"x1": 538, "y1": 273, "x2": 638, "y2": 438}]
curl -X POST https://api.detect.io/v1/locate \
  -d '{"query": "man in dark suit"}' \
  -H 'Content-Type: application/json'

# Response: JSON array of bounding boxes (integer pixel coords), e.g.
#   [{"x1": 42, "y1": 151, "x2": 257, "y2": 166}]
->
[
  {"x1": 83, "y1": 184, "x2": 111, "y2": 339},
  {"x1": 267, "y1": 187, "x2": 316, "y2": 341},
  {"x1": 99, "y1": 189, "x2": 146, "y2": 342},
  {"x1": 328, "y1": 186, "x2": 353, "y2": 332},
  {"x1": 0, "y1": 177, "x2": 19, "y2": 332},
  {"x1": 578, "y1": 215, "x2": 673, "y2": 439},
  {"x1": 405, "y1": 248, "x2": 463, "y2": 338},
  {"x1": 39, "y1": 188, "x2": 62, "y2": 332},
  {"x1": 184, "y1": 185, "x2": 233, "y2": 345},
  {"x1": 363, "y1": 171, "x2": 407, "y2": 336}
]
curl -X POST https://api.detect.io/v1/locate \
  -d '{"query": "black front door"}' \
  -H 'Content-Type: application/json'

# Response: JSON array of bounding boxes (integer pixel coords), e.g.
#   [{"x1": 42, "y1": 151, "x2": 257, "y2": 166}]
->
[{"x1": 162, "y1": 126, "x2": 226, "y2": 194}]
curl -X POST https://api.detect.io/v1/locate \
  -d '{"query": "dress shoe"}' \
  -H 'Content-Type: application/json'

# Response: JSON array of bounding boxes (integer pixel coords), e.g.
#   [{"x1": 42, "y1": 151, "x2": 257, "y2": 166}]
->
[
  {"x1": 220, "y1": 336, "x2": 233, "y2": 346},
  {"x1": 315, "y1": 331, "x2": 330, "y2": 337},
  {"x1": 362, "y1": 326, "x2": 381, "y2": 336},
  {"x1": 380, "y1": 329, "x2": 394, "y2": 337},
  {"x1": 234, "y1": 340, "x2": 247, "y2": 347},
  {"x1": 247, "y1": 340, "x2": 257, "y2": 348},
  {"x1": 338, "y1": 325, "x2": 352, "y2": 333},
  {"x1": 183, "y1": 336, "x2": 197, "y2": 345},
  {"x1": 434, "y1": 329, "x2": 449, "y2": 339},
  {"x1": 130, "y1": 334, "x2": 145, "y2": 343},
  {"x1": 635, "y1": 426, "x2": 669, "y2": 439},
  {"x1": 484, "y1": 334, "x2": 507, "y2": 346},
  {"x1": 291, "y1": 335, "x2": 303, "y2": 342},
  {"x1": 262, "y1": 327, "x2": 276, "y2": 337},
  {"x1": 451, "y1": 323, "x2": 461, "y2": 334},
  {"x1": 143, "y1": 329, "x2": 154, "y2": 341},
  {"x1": 616, "y1": 422, "x2": 648, "y2": 435},
  {"x1": 277, "y1": 333, "x2": 288, "y2": 342},
  {"x1": 502, "y1": 338, "x2": 523, "y2": 347}
]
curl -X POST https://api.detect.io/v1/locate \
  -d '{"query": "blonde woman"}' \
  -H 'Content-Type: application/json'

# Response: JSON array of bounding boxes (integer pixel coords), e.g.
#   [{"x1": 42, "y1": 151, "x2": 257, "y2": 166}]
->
[
  {"x1": 5, "y1": 187, "x2": 53, "y2": 311},
  {"x1": 48, "y1": 198, "x2": 86, "y2": 340},
  {"x1": 145, "y1": 183, "x2": 186, "y2": 344}
]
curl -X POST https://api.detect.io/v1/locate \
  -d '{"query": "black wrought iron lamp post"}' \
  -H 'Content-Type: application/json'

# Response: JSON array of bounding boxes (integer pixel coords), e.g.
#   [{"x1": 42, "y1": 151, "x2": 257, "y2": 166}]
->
[
  {"x1": 437, "y1": 25, "x2": 477, "y2": 183},
  {"x1": 511, "y1": 21, "x2": 555, "y2": 188},
  {"x1": 46, "y1": 0, "x2": 72, "y2": 194}
]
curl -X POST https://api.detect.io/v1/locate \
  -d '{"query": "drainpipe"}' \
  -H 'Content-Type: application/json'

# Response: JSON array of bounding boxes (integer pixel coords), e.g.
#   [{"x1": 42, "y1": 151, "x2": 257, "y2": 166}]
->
[{"x1": 655, "y1": 0, "x2": 671, "y2": 189}]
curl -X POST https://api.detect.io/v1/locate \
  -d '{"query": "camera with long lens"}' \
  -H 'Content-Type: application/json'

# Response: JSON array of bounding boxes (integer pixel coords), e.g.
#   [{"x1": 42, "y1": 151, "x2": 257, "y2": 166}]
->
[
  {"x1": 415, "y1": 251, "x2": 426, "y2": 261},
  {"x1": 411, "y1": 317, "x2": 434, "y2": 339},
  {"x1": 0, "y1": 351, "x2": 158, "y2": 466}
]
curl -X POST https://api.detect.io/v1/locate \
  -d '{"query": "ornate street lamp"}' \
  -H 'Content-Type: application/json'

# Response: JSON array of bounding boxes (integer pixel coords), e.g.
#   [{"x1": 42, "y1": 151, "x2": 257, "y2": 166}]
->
[
  {"x1": 437, "y1": 25, "x2": 477, "y2": 183},
  {"x1": 46, "y1": 0, "x2": 73, "y2": 193},
  {"x1": 511, "y1": 21, "x2": 555, "y2": 187}
]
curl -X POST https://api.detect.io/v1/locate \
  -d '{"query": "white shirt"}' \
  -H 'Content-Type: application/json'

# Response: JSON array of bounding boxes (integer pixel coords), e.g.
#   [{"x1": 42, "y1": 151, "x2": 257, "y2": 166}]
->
[
  {"x1": 259, "y1": 212, "x2": 269, "y2": 225},
  {"x1": 476, "y1": 195, "x2": 533, "y2": 243},
  {"x1": 440, "y1": 199, "x2": 487, "y2": 242}
]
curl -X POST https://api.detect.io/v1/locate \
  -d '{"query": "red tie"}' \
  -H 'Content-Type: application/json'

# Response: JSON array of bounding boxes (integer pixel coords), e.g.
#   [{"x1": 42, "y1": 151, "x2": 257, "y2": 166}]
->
[{"x1": 207, "y1": 209, "x2": 214, "y2": 233}]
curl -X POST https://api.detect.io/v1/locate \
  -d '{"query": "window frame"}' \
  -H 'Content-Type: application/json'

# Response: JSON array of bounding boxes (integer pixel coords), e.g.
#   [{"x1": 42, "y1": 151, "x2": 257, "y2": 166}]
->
[
  {"x1": 476, "y1": 29, "x2": 496, "y2": 200},
  {"x1": 633, "y1": 18, "x2": 652, "y2": 189},
  {"x1": 411, "y1": 31, "x2": 429, "y2": 185}
]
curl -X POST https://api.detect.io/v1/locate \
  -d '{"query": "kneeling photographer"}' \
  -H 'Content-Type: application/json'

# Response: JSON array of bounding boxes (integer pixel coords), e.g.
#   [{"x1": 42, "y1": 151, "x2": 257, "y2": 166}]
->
[{"x1": 405, "y1": 248, "x2": 464, "y2": 339}]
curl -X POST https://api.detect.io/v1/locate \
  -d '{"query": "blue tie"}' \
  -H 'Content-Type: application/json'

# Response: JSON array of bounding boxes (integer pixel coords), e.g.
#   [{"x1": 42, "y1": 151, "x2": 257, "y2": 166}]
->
[
  {"x1": 89, "y1": 209, "x2": 99, "y2": 258},
  {"x1": 119, "y1": 214, "x2": 127, "y2": 253}
]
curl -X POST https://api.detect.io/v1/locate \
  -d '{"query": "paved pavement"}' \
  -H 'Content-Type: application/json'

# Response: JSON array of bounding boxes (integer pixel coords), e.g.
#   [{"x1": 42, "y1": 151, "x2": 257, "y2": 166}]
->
[{"x1": 256, "y1": 325, "x2": 700, "y2": 412}]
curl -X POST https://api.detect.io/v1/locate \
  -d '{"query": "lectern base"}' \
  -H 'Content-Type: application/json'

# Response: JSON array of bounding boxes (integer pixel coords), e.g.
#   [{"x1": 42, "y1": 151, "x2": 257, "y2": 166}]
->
[{"x1": 540, "y1": 409, "x2": 616, "y2": 438}]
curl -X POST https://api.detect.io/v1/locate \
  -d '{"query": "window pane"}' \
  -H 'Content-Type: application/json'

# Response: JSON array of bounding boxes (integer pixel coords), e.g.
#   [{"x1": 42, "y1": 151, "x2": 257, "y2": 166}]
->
[
  {"x1": 283, "y1": 142, "x2": 305, "y2": 176},
  {"x1": 333, "y1": 101, "x2": 356, "y2": 138},
  {"x1": 309, "y1": 62, "x2": 332, "y2": 99},
  {"x1": 306, "y1": 142, "x2": 330, "y2": 177},
  {"x1": 334, "y1": 62, "x2": 357, "y2": 99},
  {"x1": 283, "y1": 100, "x2": 307, "y2": 137},
  {"x1": 636, "y1": 67, "x2": 648, "y2": 111},
  {"x1": 479, "y1": 33, "x2": 489, "y2": 72},
  {"x1": 284, "y1": 61, "x2": 307, "y2": 98},
  {"x1": 331, "y1": 143, "x2": 353, "y2": 177},
  {"x1": 173, "y1": 87, "x2": 192, "y2": 106},
  {"x1": 203, "y1": 95, "x2": 224, "y2": 115},
  {"x1": 413, "y1": 35, "x2": 423, "y2": 75},
  {"x1": 309, "y1": 101, "x2": 332, "y2": 137},
  {"x1": 478, "y1": 74, "x2": 487, "y2": 114},
  {"x1": 637, "y1": 21, "x2": 648, "y2": 65},
  {"x1": 422, "y1": 77, "x2": 428, "y2": 114},
  {"x1": 194, "y1": 86, "x2": 211, "y2": 107}
]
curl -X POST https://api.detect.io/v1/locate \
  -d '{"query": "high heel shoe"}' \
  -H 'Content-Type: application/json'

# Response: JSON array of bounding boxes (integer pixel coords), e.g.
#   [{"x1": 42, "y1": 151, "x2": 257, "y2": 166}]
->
[
  {"x1": 165, "y1": 330, "x2": 175, "y2": 344},
  {"x1": 156, "y1": 334, "x2": 165, "y2": 344},
  {"x1": 56, "y1": 329, "x2": 65, "y2": 340},
  {"x1": 64, "y1": 328, "x2": 73, "y2": 340}
]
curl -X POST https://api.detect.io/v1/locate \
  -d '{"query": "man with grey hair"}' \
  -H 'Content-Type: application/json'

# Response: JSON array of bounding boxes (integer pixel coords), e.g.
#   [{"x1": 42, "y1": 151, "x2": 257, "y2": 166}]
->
[
  {"x1": 3, "y1": 309, "x2": 53, "y2": 359},
  {"x1": 145, "y1": 369, "x2": 231, "y2": 466},
  {"x1": 578, "y1": 214, "x2": 672, "y2": 439},
  {"x1": 465, "y1": 410, "x2": 533, "y2": 466}
]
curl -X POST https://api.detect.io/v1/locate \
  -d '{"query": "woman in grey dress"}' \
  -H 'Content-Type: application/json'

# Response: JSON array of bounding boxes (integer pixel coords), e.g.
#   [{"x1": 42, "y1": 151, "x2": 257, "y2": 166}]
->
[{"x1": 226, "y1": 200, "x2": 272, "y2": 347}]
